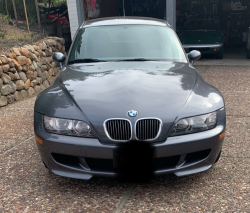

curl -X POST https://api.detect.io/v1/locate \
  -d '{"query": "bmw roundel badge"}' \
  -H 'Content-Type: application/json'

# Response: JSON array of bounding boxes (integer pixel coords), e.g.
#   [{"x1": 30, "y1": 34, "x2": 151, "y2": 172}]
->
[{"x1": 128, "y1": 110, "x2": 138, "y2": 117}]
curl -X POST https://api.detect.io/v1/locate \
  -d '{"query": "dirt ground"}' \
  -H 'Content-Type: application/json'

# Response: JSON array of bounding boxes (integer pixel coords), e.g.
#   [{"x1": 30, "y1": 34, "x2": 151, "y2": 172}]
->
[{"x1": 0, "y1": 22, "x2": 47, "y2": 55}]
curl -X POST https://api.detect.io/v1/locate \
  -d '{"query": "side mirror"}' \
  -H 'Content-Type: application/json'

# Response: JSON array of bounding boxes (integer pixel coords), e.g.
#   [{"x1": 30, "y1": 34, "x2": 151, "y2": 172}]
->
[
  {"x1": 188, "y1": 50, "x2": 201, "y2": 64},
  {"x1": 52, "y1": 52, "x2": 66, "y2": 69}
]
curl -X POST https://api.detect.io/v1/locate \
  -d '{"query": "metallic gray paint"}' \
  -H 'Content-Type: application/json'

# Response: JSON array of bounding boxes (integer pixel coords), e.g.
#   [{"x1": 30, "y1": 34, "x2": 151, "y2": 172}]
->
[{"x1": 34, "y1": 17, "x2": 226, "y2": 179}]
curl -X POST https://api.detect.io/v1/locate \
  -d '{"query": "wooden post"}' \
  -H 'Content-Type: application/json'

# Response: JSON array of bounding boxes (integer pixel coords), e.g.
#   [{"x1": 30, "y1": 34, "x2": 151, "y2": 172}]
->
[
  {"x1": 5, "y1": 0, "x2": 9, "y2": 16},
  {"x1": 22, "y1": 0, "x2": 31, "y2": 37},
  {"x1": 35, "y1": 0, "x2": 41, "y2": 31},
  {"x1": 11, "y1": 0, "x2": 18, "y2": 26}
]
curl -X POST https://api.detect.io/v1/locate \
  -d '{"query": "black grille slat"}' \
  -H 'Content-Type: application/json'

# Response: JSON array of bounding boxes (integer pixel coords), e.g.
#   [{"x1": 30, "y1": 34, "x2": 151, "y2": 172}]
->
[
  {"x1": 136, "y1": 119, "x2": 161, "y2": 141},
  {"x1": 105, "y1": 119, "x2": 131, "y2": 141}
]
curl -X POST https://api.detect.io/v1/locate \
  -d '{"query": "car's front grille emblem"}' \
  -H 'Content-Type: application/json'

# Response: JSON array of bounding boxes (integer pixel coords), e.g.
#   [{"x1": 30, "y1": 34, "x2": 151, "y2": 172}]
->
[{"x1": 104, "y1": 118, "x2": 162, "y2": 142}]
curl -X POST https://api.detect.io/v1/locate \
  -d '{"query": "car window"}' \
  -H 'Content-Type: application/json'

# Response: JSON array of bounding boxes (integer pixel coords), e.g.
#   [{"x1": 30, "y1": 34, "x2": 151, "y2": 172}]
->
[{"x1": 68, "y1": 25, "x2": 187, "y2": 63}]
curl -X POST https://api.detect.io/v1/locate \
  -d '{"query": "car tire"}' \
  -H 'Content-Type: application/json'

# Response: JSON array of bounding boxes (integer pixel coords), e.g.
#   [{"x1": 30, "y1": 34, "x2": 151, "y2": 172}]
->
[
  {"x1": 214, "y1": 151, "x2": 221, "y2": 164},
  {"x1": 247, "y1": 49, "x2": 250, "y2": 59},
  {"x1": 215, "y1": 48, "x2": 224, "y2": 59}
]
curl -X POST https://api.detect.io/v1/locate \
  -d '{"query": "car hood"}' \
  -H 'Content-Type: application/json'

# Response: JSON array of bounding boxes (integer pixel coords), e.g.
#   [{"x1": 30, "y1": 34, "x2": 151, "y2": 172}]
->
[
  {"x1": 35, "y1": 61, "x2": 224, "y2": 142},
  {"x1": 180, "y1": 30, "x2": 223, "y2": 44}
]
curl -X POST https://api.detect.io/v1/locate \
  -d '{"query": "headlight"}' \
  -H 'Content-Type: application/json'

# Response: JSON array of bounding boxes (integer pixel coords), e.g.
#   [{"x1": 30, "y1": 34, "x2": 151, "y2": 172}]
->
[
  {"x1": 170, "y1": 112, "x2": 217, "y2": 136},
  {"x1": 44, "y1": 116, "x2": 96, "y2": 137}
]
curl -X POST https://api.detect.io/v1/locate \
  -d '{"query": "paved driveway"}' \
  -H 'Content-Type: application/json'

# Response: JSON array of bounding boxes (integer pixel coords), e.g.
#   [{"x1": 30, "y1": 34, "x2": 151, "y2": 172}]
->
[{"x1": 1, "y1": 66, "x2": 250, "y2": 212}]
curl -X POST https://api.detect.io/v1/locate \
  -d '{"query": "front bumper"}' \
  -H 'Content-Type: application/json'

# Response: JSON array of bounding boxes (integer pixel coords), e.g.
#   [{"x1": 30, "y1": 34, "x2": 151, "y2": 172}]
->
[
  {"x1": 183, "y1": 43, "x2": 223, "y2": 54},
  {"x1": 34, "y1": 110, "x2": 226, "y2": 180}
]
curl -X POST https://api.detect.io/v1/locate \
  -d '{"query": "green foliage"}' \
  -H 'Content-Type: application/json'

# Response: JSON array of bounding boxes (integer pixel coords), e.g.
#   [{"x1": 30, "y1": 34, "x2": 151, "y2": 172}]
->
[{"x1": 0, "y1": 16, "x2": 8, "y2": 38}]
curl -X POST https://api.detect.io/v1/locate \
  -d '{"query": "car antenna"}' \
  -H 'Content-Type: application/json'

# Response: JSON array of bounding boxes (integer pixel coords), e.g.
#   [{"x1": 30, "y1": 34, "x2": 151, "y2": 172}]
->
[{"x1": 123, "y1": 0, "x2": 125, "y2": 17}]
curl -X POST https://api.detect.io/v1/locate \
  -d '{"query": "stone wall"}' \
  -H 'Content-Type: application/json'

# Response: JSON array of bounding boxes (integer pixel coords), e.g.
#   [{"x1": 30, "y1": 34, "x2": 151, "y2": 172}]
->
[{"x1": 0, "y1": 37, "x2": 65, "y2": 107}]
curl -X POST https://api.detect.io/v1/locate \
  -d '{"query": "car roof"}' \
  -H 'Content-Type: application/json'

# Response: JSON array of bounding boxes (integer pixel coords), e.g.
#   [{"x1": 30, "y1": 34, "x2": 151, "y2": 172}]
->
[{"x1": 81, "y1": 17, "x2": 171, "y2": 28}]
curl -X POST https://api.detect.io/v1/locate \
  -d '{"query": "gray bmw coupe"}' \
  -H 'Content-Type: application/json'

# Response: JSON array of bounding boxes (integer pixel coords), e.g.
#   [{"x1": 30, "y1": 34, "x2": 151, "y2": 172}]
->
[{"x1": 34, "y1": 17, "x2": 226, "y2": 180}]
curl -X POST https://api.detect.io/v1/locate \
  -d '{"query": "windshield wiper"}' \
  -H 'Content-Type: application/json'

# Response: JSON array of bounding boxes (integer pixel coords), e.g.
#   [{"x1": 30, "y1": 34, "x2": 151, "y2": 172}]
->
[
  {"x1": 118, "y1": 58, "x2": 151, "y2": 61},
  {"x1": 68, "y1": 58, "x2": 106, "y2": 64}
]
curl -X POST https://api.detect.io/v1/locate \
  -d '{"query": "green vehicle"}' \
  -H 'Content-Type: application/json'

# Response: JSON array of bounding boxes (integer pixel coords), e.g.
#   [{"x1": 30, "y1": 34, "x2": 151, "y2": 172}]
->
[{"x1": 179, "y1": 19, "x2": 224, "y2": 59}]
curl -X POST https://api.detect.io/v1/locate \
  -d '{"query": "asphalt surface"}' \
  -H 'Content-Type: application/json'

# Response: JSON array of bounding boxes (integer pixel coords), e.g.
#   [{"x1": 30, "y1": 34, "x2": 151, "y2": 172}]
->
[{"x1": 1, "y1": 65, "x2": 250, "y2": 212}]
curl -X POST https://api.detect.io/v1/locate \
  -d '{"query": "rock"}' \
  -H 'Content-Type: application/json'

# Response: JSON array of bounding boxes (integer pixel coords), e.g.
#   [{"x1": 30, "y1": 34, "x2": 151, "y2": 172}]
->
[
  {"x1": 26, "y1": 70, "x2": 34, "y2": 80},
  {"x1": 9, "y1": 81, "x2": 17, "y2": 91},
  {"x1": 37, "y1": 50, "x2": 43, "y2": 57},
  {"x1": 17, "y1": 65, "x2": 22, "y2": 72},
  {"x1": 24, "y1": 79, "x2": 30, "y2": 89},
  {"x1": 1, "y1": 84, "x2": 14, "y2": 95},
  {"x1": 9, "y1": 59, "x2": 15, "y2": 68},
  {"x1": 38, "y1": 42, "x2": 47, "y2": 50},
  {"x1": 19, "y1": 72, "x2": 27, "y2": 82},
  {"x1": 13, "y1": 91, "x2": 23, "y2": 101},
  {"x1": 51, "y1": 62, "x2": 55, "y2": 68},
  {"x1": 27, "y1": 87, "x2": 35, "y2": 96},
  {"x1": 1, "y1": 73, "x2": 11, "y2": 84},
  {"x1": 10, "y1": 53, "x2": 17, "y2": 59},
  {"x1": 22, "y1": 65, "x2": 29, "y2": 72},
  {"x1": 7, "y1": 95, "x2": 15, "y2": 104},
  {"x1": 34, "y1": 71, "x2": 38, "y2": 79},
  {"x1": 49, "y1": 40, "x2": 57, "y2": 47},
  {"x1": 41, "y1": 65, "x2": 48, "y2": 72},
  {"x1": 41, "y1": 72, "x2": 46, "y2": 81},
  {"x1": 36, "y1": 67, "x2": 42, "y2": 77},
  {"x1": 33, "y1": 45, "x2": 40, "y2": 51},
  {"x1": 45, "y1": 50, "x2": 53, "y2": 57},
  {"x1": 20, "y1": 90, "x2": 28, "y2": 98},
  {"x1": 57, "y1": 37, "x2": 65, "y2": 45},
  {"x1": 43, "y1": 80, "x2": 50, "y2": 88},
  {"x1": 4, "y1": 53, "x2": 13, "y2": 59},
  {"x1": 48, "y1": 76, "x2": 54, "y2": 85},
  {"x1": 3, "y1": 64, "x2": 10, "y2": 73},
  {"x1": 48, "y1": 68, "x2": 53, "y2": 76},
  {"x1": 0, "y1": 55, "x2": 9, "y2": 64},
  {"x1": 8, "y1": 72, "x2": 19, "y2": 81},
  {"x1": 44, "y1": 71, "x2": 49, "y2": 79},
  {"x1": 0, "y1": 96, "x2": 7, "y2": 107},
  {"x1": 42, "y1": 58, "x2": 49, "y2": 65},
  {"x1": 23, "y1": 45, "x2": 35, "y2": 53},
  {"x1": 0, "y1": 66, "x2": 3, "y2": 76},
  {"x1": 0, "y1": 59, "x2": 1, "y2": 65},
  {"x1": 12, "y1": 59, "x2": 20, "y2": 67},
  {"x1": 0, "y1": 79, "x2": 3, "y2": 90},
  {"x1": 29, "y1": 64, "x2": 35, "y2": 71},
  {"x1": 31, "y1": 80, "x2": 37, "y2": 87},
  {"x1": 34, "y1": 85, "x2": 41, "y2": 93},
  {"x1": 47, "y1": 56, "x2": 53, "y2": 63},
  {"x1": 41, "y1": 84, "x2": 46, "y2": 91},
  {"x1": 20, "y1": 47, "x2": 30, "y2": 57},
  {"x1": 54, "y1": 68, "x2": 59, "y2": 76},
  {"x1": 27, "y1": 58, "x2": 32, "y2": 65},
  {"x1": 33, "y1": 61, "x2": 38, "y2": 69},
  {"x1": 36, "y1": 77, "x2": 43, "y2": 84},
  {"x1": 9, "y1": 67, "x2": 17, "y2": 73},
  {"x1": 15, "y1": 80, "x2": 25, "y2": 90},
  {"x1": 17, "y1": 56, "x2": 28, "y2": 65},
  {"x1": 34, "y1": 51, "x2": 40, "y2": 57},
  {"x1": 12, "y1": 48, "x2": 21, "y2": 56},
  {"x1": 42, "y1": 52, "x2": 46, "y2": 57},
  {"x1": 30, "y1": 53, "x2": 38, "y2": 62}
]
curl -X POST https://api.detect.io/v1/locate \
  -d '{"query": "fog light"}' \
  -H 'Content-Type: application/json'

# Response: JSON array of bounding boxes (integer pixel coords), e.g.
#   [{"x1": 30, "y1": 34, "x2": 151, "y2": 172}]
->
[{"x1": 214, "y1": 48, "x2": 217, "y2": 52}]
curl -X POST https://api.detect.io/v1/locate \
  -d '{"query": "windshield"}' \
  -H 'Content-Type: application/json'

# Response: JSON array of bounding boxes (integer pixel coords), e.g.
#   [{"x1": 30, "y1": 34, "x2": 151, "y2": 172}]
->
[
  {"x1": 184, "y1": 20, "x2": 220, "y2": 30},
  {"x1": 68, "y1": 25, "x2": 187, "y2": 63}
]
